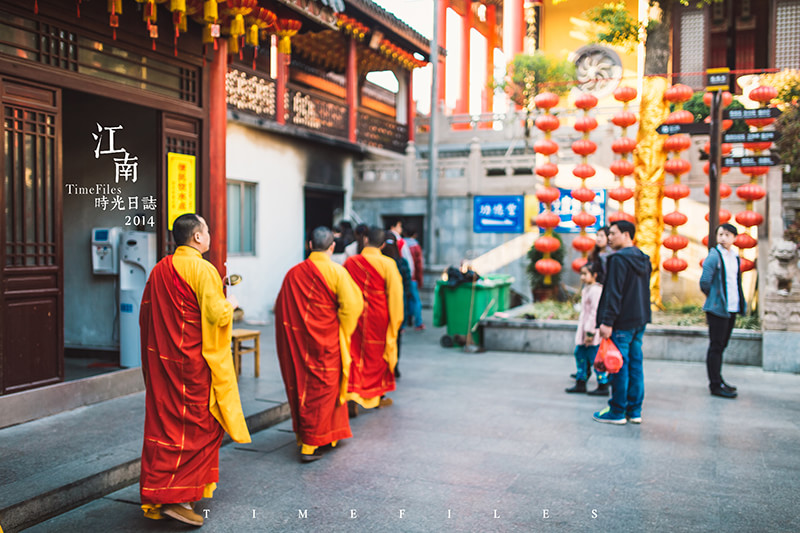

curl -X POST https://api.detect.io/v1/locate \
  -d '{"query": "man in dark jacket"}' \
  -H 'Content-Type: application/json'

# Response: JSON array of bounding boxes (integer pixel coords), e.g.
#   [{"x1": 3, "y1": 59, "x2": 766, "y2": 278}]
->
[{"x1": 593, "y1": 220, "x2": 652, "y2": 425}]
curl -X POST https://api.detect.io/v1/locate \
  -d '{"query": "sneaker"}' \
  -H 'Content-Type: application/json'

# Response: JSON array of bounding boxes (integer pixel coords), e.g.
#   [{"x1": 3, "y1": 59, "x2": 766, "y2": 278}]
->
[
  {"x1": 593, "y1": 407, "x2": 627, "y2": 425},
  {"x1": 627, "y1": 413, "x2": 642, "y2": 424},
  {"x1": 162, "y1": 503, "x2": 204, "y2": 526},
  {"x1": 415, "y1": 324, "x2": 426, "y2": 331}
]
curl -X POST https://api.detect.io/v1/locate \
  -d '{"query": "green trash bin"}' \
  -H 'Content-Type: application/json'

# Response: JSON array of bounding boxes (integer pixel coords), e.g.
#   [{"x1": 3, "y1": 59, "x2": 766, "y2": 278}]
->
[{"x1": 433, "y1": 274, "x2": 513, "y2": 347}]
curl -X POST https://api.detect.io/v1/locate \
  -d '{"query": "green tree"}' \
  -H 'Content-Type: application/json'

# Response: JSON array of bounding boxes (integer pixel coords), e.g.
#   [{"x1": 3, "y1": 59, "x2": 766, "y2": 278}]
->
[{"x1": 501, "y1": 52, "x2": 576, "y2": 111}]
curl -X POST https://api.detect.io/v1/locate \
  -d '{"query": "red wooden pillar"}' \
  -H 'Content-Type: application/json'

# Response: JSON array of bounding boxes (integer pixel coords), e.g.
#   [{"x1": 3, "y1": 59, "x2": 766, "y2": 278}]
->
[
  {"x1": 485, "y1": 3, "x2": 496, "y2": 114},
  {"x1": 276, "y1": 49, "x2": 287, "y2": 125},
  {"x1": 208, "y1": 38, "x2": 227, "y2": 276},
  {"x1": 346, "y1": 36, "x2": 358, "y2": 143},
  {"x1": 437, "y1": 0, "x2": 448, "y2": 106},
  {"x1": 503, "y1": 0, "x2": 524, "y2": 61},
  {"x1": 407, "y1": 69, "x2": 415, "y2": 142},
  {"x1": 457, "y1": 0, "x2": 471, "y2": 115}
]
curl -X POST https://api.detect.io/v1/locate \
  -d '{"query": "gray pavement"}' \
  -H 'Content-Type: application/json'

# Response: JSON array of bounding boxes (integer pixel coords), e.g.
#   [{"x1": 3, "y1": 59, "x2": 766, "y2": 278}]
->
[{"x1": 21, "y1": 314, "x2": 800, "y2": 533}]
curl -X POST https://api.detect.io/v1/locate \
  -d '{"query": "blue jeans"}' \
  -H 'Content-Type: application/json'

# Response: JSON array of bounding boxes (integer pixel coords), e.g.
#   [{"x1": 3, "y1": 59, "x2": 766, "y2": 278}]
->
[
  {"x1": 607, "y1": 326, "x2": 646, "y2": 417},
  {"x1": 573, "y1": 344, "x2": 607, "y2": 384},
  {"x1": 406, "y1": 281, "x2": 423, "y2": 327}
]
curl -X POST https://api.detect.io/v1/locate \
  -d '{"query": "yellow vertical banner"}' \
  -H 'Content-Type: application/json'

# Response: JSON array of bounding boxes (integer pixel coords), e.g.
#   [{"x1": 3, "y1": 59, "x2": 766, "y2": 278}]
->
[
  {"x1": 524, "y1": 194, "x2": 541, "y2": 234},
  {"x1": 167, "y1": 152, "x2": 197, "y2": 230}
]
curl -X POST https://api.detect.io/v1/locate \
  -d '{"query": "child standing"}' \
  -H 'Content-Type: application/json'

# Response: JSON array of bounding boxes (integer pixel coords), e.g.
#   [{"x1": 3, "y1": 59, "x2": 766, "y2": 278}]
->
[{"x1": 566, "y1": 261, "x2": 609, "y2": 395}]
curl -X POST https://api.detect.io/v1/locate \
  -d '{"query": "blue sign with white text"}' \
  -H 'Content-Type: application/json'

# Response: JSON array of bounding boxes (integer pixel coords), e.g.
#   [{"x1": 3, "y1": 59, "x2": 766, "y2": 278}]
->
[
  {"x1": 474, "y1": 195, "x2": 524, "y2": 234},
  {"x1": 540, "y1": 188, "x2": 607, "y2": 233}
]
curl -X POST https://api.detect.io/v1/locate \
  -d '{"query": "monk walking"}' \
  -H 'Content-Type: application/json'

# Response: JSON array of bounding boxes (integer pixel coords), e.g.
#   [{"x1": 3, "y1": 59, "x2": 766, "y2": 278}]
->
[
  {"x1": 139, "y1": 213, "x2": 250, "y2": 527},
  {"x1": 343, "y1": 226, "x2": 404, "y2": 413},
  {"x1": 275, "y1": 226, "x2": 364, "y2": 462}
]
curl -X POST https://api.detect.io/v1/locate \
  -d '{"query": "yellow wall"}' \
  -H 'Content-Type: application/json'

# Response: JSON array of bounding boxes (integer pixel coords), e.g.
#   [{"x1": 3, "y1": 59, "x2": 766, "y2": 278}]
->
[{"x1": 540, "y1": 0, "x2": 641, "y2": 105}]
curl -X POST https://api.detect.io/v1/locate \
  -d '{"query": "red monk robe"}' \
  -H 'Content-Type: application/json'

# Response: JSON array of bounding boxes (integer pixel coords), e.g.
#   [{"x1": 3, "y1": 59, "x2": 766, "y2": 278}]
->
[
  {"x1": 275, "y1": 251, "x2": 363, "y2": 453},
  {"x1": 139, "y1": 246, "x2": 250, "y2": 518},
  {"x1": 344, "y1": 246, "x2": 404, "y2": 408}
]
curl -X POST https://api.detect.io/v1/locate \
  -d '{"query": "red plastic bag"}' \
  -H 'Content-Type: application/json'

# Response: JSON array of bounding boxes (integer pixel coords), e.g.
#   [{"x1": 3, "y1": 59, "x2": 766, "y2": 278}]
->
[{"x1": 594, "y1": 338, "x2": 623, "y2": 374}]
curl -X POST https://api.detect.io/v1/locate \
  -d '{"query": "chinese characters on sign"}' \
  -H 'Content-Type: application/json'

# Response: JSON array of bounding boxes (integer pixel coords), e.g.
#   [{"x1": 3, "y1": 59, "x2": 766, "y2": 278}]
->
[
  {"x1": 473, "y1": 196, "x2": 524, "y2": 234},
  {"x1": 167, "y1": 152, "x2": 196, "y2": 230},
  {"x1": 540, "y1": 188, "x2": 606, "y2": 233}
]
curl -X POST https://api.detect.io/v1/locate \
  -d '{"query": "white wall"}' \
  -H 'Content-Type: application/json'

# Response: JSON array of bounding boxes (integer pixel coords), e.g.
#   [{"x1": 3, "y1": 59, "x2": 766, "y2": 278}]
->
[{"x1": 225, "y1": 122, "x2": 306, "y2": 324}]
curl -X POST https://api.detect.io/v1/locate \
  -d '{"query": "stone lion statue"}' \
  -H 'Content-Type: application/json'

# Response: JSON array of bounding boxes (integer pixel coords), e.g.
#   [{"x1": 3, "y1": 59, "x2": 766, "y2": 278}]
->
[{"x1": 767, "y1": 240, "x2": 800, "y2": 296}]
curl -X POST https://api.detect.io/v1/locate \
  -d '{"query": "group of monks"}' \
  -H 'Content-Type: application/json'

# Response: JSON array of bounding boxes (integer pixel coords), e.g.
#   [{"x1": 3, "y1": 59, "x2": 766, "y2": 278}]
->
[
  {"x1": 274, "y1": 225, "x2": 404, "y2": 462},
  {"x1": 137, "y1": 215, "x2": 405, "y2": 527}
]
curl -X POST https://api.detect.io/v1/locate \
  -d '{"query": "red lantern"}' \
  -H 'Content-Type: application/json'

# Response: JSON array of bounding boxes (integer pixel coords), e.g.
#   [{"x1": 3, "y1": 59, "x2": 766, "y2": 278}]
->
[
  {"x1": 612, "y1": 111, "x2": 637, "y2": 128},
  {"x1": 535, "y1": 211, "x2": 561, "y2": 228},
  {"x1": 741, "y1": 166, "x2": 770, "y2": 176},
  {"x1": 612, "y1": 137, "x2": 637, "y2": 153},
  {"x1": 749, "y1": 85, "x2": 778, "y2": 103},
  {"x1": 610, "y1": 159, "x2": 634, "y2": 176},
  {"x1": 703, "y1": 91, "x2": 733, "y2": 107},
  {"x1": 664, "y1": 211, "x2": 688, "y2": 227},
  {"x1": 663, "y1": 256, "x2": 688, "y2": 273},
  {"x1": 736, "y1": 183, "x2": 766, "y2": 201},
  {"x1": 575, "y1": 93, "x2": 599, "y2": 110},
  {"x1": 664, "y1": 135, "x2": 691, "y2": 152},
  {"x1": 734, "y1": 233, "x2": 757, "y2": 249},
  {"x1": 534, "y1": 139, "x2": 559, "y2": 155},
  {"x1": 572, "y1": 235, "x2": 596, "y2": 253},
  {"x1": 572, "y1": 164, "x2": 596, "y2": 179},
  {"x1": 571, "y1": 187, "x2": 596, "y2": 203},
  {"x1": 535, "y1": 114, "x2": 560, "y2": 132},
  {"x1": 534, "y1": 92, "x2": 560, "y2": 110},
  {"x1": 572, "y1": 257, "x2": 588, "y2": 273},
  {"x1": 609, "y1": 211, "x2": 635, "y2": 223},
  {"x1": 574, "y1": 116, "x2": 598, "y2": 132},
  {"x1": 664, "y1": 183, "x2": 691, "y2": 200},
  {"x1": 703, "y1": 162, "x2": 730, "y2": 175},
  {"x1": 608, "y1": 187, "x2": 634, "y2": 202},
  {"x1": 571, "y1": 139, "x2": 597, "y2": 156},
  {"x1": 572, "y1": 211, "x2": 596, "y2": 228},
  {"x1": 702, "y1": 141, "x2": 732, "y2": 155},
  {"x1": 735, "y1": 210, "x2": 764, "y2": 227},
  {"x1": 743, "y1": 142, "x2": 772, "y2": 152},
  {"x1": 665, "y1": 84, "x2": 693, "y2": 103},
  {"x1": 536, "y1": 162, "x2": 559, "y2": 178},
  {"x1": 740, "y1": 258, "x2": 755, "y2": 272},
  {"x1": 535, "y1": 258, "x2": 562, "y2": 276},
  {"x1": 702, "y1": 235, "x2": 709, "y2": 247},
  {"x1": 613, "y1": 86, "x2": 637, "y2": 103},
  {"x1": 664, "y1": 158, "x2": 691, "y2": 176},
  {"x1": 663, "y1": 234, "x2": 689, "y2": 251},
  {"x1": 665, "y1": 110, "x2": 694, "y2": 124},
  {"x1": 704, "y1": 209, "x2": 732, "y2": 223},
  {"x1": 534, "y1": 235, "x2": 561, "y2": 253},
  {"x1": 704, "y1": 182, "x2": 733, "y2": 198},
  {"x1": 536, "y1": 187, "x2": 560, "y2": 204},
  {"x1": 745, "y1": 118, "x2": 776, "y2": 129}
]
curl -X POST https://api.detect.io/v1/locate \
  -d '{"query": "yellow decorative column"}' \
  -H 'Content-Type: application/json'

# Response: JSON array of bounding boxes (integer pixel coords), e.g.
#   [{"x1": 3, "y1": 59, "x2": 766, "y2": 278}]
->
[{"x1": 633, "y1": 77, "x2": 670, "y2": 308}]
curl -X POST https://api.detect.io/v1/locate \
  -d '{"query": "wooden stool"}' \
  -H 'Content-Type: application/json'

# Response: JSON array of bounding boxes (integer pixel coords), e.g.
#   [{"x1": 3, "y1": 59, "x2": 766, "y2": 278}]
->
[{"x1": 231, "y1": 329, "x2": 260, "y2": 378}]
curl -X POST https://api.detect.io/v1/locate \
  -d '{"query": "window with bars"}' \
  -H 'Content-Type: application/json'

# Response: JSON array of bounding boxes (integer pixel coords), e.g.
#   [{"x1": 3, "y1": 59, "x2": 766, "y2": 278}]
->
[
  {"x1": 776, "y1": 0, "x2": 800, "y2": 70},
  {"x1": 0, "y1": 10, "x2": 199, "y2": 104},
  {"x1": 4, "y1": 105, "x2": 57, "y2": 266},
  {"x1": 227, "y1": 181, "x2": 256, "y2": 255}
]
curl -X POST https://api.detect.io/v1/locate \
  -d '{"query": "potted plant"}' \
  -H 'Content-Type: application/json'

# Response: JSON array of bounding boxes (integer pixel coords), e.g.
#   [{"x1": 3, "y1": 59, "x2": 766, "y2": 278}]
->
[{"x1": 526, "y1": 233, "x2": 565, "y2": 302}]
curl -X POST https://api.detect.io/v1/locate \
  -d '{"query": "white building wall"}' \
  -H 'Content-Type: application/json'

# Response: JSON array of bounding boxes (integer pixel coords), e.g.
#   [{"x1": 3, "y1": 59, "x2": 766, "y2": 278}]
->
[{"x1": 225, "y1": 121, "x2": 306, "y2": 324}]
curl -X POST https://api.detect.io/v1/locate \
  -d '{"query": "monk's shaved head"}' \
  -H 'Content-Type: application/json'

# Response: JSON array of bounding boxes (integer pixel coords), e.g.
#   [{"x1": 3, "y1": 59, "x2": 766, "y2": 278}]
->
[{"x1": 309, "y1": 226, "x2": 334, "y2": 251}]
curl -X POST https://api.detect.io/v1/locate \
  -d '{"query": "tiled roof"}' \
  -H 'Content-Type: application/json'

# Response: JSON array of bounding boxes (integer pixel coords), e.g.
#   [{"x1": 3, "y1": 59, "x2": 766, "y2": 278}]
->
[{"x1": 344, "y1": 0, "x2": 431, "y2": 55}]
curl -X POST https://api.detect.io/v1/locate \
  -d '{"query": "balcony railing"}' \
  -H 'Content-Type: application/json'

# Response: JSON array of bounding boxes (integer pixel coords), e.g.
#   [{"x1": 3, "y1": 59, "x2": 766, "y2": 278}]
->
[
  {"x1": 357, "y1": 111, "x2": 408, "y2": 153},
  {"x1": 286, "y1": 83, "x2": 349, "y2": 139}
]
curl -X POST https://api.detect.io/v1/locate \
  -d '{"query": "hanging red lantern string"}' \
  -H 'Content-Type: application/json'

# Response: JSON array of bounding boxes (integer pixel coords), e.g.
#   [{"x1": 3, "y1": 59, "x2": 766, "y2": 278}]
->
[
  {"x1": 662, "y1": 84, "x2": 693, "y2": 279},
  {"x1": 733, "y1": 84, "x2": 776, "y2": 272},
  {"x1": 570, "y1": 93, "x2": 598, "y2": 272},
  {"x1": 609, "y1": 86, "x2": 637, "y2": 224},
  {"x1": 532, "y1": 92, "x2": 562, "y2": 286}
]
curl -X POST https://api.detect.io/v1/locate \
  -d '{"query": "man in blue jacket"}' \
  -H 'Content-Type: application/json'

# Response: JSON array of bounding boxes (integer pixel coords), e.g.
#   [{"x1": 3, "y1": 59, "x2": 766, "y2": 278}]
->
[
  {"x1": 593, "y1": 220, "x2": 652, "y2": 425},
  {"x1": 699, "y1": 223, "x2": 746, "y2": 399}
]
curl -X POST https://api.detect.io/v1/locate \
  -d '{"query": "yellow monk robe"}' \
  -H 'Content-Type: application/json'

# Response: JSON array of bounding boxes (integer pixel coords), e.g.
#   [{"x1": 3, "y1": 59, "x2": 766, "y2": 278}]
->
[
  {"x1": 344, "y1": 246, "x2": 404, "y2": 408},
  {"x1": 140, "y1": 246, "x2": 250, "y2": 519},
  {"x1": 275, "y1": 251, "x2": 364, "y2": 455}
]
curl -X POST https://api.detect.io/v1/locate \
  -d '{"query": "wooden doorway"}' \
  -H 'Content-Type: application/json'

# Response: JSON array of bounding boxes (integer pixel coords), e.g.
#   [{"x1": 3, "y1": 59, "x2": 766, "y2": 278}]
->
[{"x1": 1, "y1": 78, "x2": 63, "y2": 394}]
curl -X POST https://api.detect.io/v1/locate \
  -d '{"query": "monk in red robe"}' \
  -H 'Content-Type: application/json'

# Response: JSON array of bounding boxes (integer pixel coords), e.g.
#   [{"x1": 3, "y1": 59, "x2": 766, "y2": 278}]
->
[
  {"x1": 139, "y1": 214, "x2": 250, "y2": 527},
  {"x1": 344, "y1": 226, "x2": 404, "y2": 412},
  {"x1": 275, "y1": 226, "x2": 363, "y2": 462}
]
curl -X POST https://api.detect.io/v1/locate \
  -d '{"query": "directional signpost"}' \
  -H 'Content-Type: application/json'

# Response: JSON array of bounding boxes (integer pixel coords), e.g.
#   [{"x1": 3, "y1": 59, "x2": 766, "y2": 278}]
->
[
  {"x1": 724, "y1": 107, "x2": 782, "y2": 120},
  {"x1": 722, "y1": 154, "x2": 781, "y2": 167},
  {"x1": 705, "y1": 68, "x2": 729, "y2": 248},
  {"x1": 655, "y1": 122, "x2": 710, "y2": 135},
  {"x1": 722, "y1": 130, "x2": 780, "y2": 143}
]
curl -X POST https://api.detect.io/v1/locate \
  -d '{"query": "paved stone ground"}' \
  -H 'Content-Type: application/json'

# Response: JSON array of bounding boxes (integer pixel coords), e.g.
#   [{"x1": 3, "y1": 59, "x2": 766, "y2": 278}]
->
[{"x1": 26, "y1": 318, "x2": 800, "y2": 533}]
